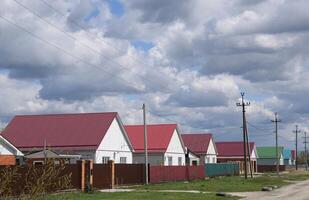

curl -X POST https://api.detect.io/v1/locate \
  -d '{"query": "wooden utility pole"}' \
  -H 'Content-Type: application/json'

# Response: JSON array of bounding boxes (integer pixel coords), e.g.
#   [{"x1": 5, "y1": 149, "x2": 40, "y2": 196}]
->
[
  {"x1": 294, "y1": 125, "x2": 300, "y2": 170},
  {"x1": 236, "y1": 92, "x2": 250, "y2": 179},
  {"x1": 303, "y1": 132, "x2": 309, "y2": 170},
  {"x1": 271, "y1": 113, "x2": 281, "y2": 176},
  {"x1": 143, "y1": 103, "x2": 149, "y2": 184}
]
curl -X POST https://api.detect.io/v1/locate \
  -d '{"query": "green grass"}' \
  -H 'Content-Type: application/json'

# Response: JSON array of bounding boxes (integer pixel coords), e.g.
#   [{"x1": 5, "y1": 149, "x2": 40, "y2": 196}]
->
[
  {"x1": 40, "y1": 191, "x2": 237, "y2": 200},
  {"x1": 135, "y1": 171, "x2": 309, "y2": 192}
]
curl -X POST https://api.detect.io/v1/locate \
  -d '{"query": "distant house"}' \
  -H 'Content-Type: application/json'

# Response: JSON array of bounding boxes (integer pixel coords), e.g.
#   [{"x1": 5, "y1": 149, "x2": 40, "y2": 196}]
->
[
  {"x1": 124, "y1": 124, "x2": 186, "y2": 166},
  {"x1": 216, "y1": 141, "x2": 258, "y2": 173},
  {"x1": 1, "y1": 113, "x2": 134, "y2": 164},
  {"x1": 25, "y1": 149, "x2": 81, "y2": 165},
  {"x1": 291, "y1": 150, "x2": 296, "y2": 165},
  {"x1": 256, "y1": 147, "x2": 284, "y2": 166},
  {"x1": 181, "y1": 133, "x2": 217, "y2": 164},
  {"x1": 185, "y1": 147, "x2": 200, "y2": 166},
  {"x1": 0, "y1": 135, "x2": 23, "y2": 165},
  {"x1": 283, "y1": 149, "x2": 293, "y2": 166}
]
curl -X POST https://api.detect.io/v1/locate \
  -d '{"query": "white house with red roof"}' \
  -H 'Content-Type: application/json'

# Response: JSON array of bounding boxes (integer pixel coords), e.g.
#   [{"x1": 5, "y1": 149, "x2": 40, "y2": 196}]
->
[
  {"x1": 1, "y1": 112, "x2": 134, "y2": 164},
  {"x1": 216, "y1": 141, "x2": 258, "y2": 173},
  {"x1": 0, "y1": 135, "x2": 23, "y2": 165},
  {"x1": 124, "y1": 124, "x2": 186, "y2": 166},
  {"x1": 181, "y1": 133, "x2": 217, "y2": 165}
]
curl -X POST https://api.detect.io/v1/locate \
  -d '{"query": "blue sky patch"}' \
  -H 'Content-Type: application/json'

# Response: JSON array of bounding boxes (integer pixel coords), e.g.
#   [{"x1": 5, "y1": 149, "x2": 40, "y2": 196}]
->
[
  {"x1": 106, "y1": 0, "x2": 124, "y2": 17},
  {"x1": 131, "y1": 40, "x2": 155, "y2": 52}
]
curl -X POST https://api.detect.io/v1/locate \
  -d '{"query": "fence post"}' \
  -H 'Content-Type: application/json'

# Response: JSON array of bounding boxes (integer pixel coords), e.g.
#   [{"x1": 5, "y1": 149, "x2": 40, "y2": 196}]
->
[
  {"x1": 108, "y1": 160, "x2": 115, "y2": 189},
  {"x1": 89, "y1": 160, "x2": 93, "y2": 191},
  {"x1": 80, "y1": 160, "x2": 85, "y2": 192}
]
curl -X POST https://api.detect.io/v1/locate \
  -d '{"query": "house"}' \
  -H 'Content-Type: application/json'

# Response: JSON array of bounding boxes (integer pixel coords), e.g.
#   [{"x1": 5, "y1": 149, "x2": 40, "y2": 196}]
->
[
  {"x1": 124, "y1": 124, "x2": 186, "y2": 166},
  {"x1": 25, "y1": 149, "x2": 81, "y2": 165},
  {"x1": 181, "y1": 133, "x2": 217, "y2": 164},
  {"x1": 291, "y1": 150, "x2": 296, "y2": 165},
  {"x1": 185, "y1": 147, "x2": 200, "y2": 166},
  {"x1": 216, "y1": 141, "x2": 258, "y2": 173},
  {"x1": 1, "y1": 113, "x2": 133, "y2": 164},
  {"x1": 0, "y1": 135, "x2": 23, "y2": 165},
  {"x1": 256, "y1": 146, "x2": 284, "y2": 166},
  {"x1": 283, "y1": 149, "x2": 293, "y2": 166}
]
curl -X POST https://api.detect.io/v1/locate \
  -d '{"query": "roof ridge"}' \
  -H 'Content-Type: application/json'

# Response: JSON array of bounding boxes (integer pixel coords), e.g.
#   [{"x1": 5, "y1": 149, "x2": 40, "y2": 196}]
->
[
  {"x1": 124, "y1": 123, "x2": 177, "y2": 126},
  {"x1": 14, "y1": 112, "x2": 118, "y2": 117}
]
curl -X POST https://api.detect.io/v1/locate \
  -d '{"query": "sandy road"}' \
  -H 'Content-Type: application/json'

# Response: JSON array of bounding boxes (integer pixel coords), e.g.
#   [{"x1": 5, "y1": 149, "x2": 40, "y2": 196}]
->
[{"x1": 231, "y1": 179, "x2": 309, "y2": 200}]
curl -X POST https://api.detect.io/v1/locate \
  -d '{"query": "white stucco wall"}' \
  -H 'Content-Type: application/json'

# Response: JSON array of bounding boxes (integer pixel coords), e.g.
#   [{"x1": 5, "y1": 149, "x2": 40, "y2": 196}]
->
[
  {"x1": 164, "y1": 129, "x2": 186, "y2": 166},
  {"x1": 205, "y1": 139, "x2": 217, "y2": 163},
  {"x1": 95, "y1": 118, "x2": 133, "y2": 164}
]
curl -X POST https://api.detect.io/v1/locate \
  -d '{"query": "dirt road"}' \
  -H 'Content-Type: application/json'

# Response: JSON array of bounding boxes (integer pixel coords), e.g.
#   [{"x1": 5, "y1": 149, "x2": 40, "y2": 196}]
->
[{"x1": 231, "y1": 179, "x2": 309, "y2": 200}]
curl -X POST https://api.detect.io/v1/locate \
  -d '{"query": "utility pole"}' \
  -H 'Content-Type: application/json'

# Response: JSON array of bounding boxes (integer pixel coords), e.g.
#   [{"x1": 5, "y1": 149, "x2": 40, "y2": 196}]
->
[
  {"x1": 303, "y1": 132, "x2": 309, "y2": 170},
  {"x1": 294, "y1": 125, "x2": 300, "y2": 170},
  {"x1": 143, "y1": 103, "x2": 149, "y2": 184},
  {"x1": 271, "y1": 113, "x2": 281, "y2": 176},
  {"x1": 236, "y1": 92, "x2": 250, "y2": 179}
]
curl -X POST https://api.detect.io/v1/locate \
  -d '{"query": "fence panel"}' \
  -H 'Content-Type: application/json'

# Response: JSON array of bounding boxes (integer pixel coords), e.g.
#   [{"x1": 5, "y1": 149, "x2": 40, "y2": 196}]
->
[
  {"x1": 93, "y1": 164, "x2": 111, "y2": 189},
  {"x1": 257, "y1": 165, "x2": 285, "y2": 172},
  {"x1": 205, "y1": 163, "x2": 240, "y2": 177},
  {"x1": 0, "y1": 164, "x2": 77, "y2": 196},
  {"x1": 62, "y1": 164, "x2": 81, "y2": 189},
  {"x1": 149, "y1": 165, "x2": 204, "y2": 183},
  {"x1": 114, "y1": 164, "x2": 146, "y2": 186}
]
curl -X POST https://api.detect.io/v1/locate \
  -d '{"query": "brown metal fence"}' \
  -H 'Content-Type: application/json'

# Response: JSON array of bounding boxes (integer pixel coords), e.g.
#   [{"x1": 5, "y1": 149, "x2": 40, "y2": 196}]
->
[
  {"x1": 0, "y1": 164, "x2": 78, "y2": 196},
  {"x1": 93, "y1": 164, "x2": 112, "y2": 189},
  {"x1": 257, "y1": 165, "x2": 286, "y2": 172},
  {"x1": 115, "y1": 164, "x2": 146, "y2": 186}
]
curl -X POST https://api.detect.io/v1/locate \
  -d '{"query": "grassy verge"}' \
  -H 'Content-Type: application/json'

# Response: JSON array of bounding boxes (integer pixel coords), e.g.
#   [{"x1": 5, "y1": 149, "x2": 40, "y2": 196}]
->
[
  {"x1": 135, "y1": 170, "x2": 309, "y2": 192},
  {"x1": 40, "y1": 191, "x2": 237, "y2": 200}
]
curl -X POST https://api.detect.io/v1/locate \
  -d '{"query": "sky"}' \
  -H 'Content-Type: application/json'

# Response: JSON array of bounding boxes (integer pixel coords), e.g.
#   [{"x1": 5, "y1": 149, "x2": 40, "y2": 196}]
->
[{"x1": 0, "y1": 0, "x2": 309, "y2": 149}]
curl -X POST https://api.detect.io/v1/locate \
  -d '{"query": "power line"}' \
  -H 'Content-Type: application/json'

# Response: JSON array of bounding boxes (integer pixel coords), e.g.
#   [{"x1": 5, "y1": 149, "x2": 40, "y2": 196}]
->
[
  {"x1": 12, "y1": 0, "x2": 171, "y2": 92},
  {"x1": 39, "y1": 0, "x2": 153, "y2": 73},
  {"x1": 246, "y1": 121, "x2": 273, "y2": 131},
  {"x1": 0, "y1": 15, "x2": 141, "y2": 93}
]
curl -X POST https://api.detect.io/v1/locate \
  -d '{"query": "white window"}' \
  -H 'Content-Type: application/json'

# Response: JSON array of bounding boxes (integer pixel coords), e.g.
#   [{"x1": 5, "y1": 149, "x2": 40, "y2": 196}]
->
[
  {"x1": 206, "y1": 157, "x2": 210, "y2": 163},
  {"x1": 178, "y1": 157, "x2": 182, "y2": 166},
  {"x1": 168, "y1": 157, "x2": 173, "y2": 166},
  {"x1": 213, "y1": 157, "x2": 216, "y2": 163},
  {"x1": 102, "y1": 156, "x2": 110, "y2": 164},
  {"x1": 120, "y1": 157, "x2": 127, "y2": 164}
]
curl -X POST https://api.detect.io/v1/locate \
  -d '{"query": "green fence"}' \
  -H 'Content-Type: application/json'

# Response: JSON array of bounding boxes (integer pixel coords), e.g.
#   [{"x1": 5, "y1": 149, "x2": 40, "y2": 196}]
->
[{"x1": 205, "y1": 163, "x2": 240, "y2": 177}]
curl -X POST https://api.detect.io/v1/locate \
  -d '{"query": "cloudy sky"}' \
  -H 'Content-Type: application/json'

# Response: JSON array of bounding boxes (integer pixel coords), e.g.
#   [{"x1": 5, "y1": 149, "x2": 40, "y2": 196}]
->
[{"x1": 1, "y1": 0, "x2": 309, "y2": 149}]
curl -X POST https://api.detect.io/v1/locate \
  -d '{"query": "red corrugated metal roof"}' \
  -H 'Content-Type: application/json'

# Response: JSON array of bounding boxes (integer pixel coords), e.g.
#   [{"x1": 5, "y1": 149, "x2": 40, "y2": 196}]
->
[
  {"x1": 216, "y1": 141, "x2": 255, "y2": 157},
  {"x1": 181, "y1": 133, "x2": 213, "y2": 154},
  {"x1": 1, "y1": 112, "x2": 118, "y2": 151},
  {"x1": 124, "y1": 124, "x2": 177, "y2": 153}
]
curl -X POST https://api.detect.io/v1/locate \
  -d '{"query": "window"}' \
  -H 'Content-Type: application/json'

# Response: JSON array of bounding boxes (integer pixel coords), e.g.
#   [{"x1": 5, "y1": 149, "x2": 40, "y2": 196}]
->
[
  {"x1": 33, "y1": 161, "x2": 44, "y2": 166},
  {"x1": 213, "y1": 157, "x2": 216, "y2": 163},
  {"x1": 102, "y1": 157, "x2": 110, "y2": 164},
  {"x1": 206, "y1": 157, "x2": 210, "y2": 163},
  {"x1": 120, "y1": 157, "x2": 127, "y2": 164},
  {"x1": 178, "y1": 157, "x2": 182, "y2": 166},
  {"x1": 168, "y1": 157, "x2": 173, "y2": 166}
]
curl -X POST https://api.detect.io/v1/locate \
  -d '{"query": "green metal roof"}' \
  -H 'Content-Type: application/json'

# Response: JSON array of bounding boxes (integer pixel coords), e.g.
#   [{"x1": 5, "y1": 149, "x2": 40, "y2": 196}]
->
[{"x1": 256, "y1": 147, "x2": 283, "y2": 159}]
